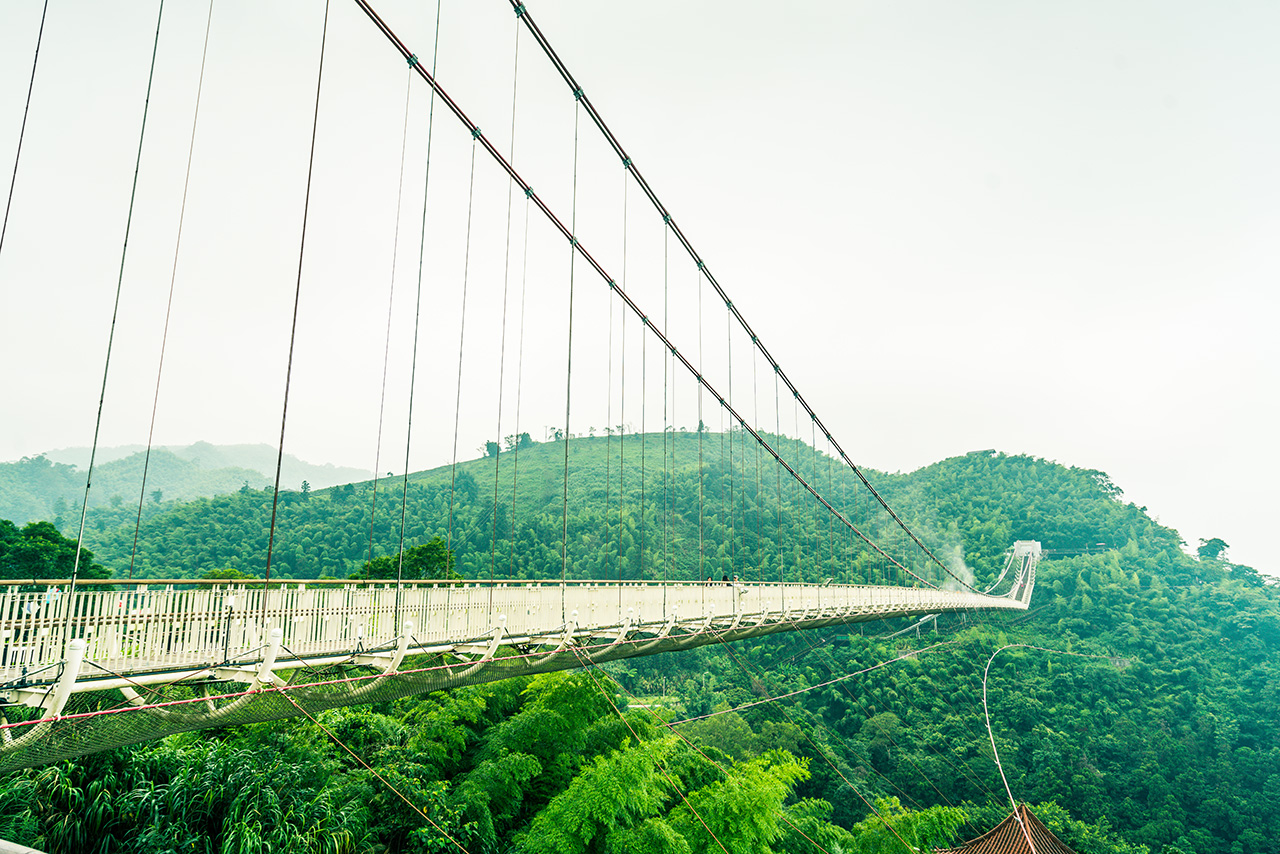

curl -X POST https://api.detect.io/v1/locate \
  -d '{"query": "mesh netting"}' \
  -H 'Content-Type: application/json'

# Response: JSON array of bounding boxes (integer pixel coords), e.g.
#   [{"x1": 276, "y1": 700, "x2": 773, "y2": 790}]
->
[{"x1": 0, "y1": 615, "x2": 844, "y2": 773}]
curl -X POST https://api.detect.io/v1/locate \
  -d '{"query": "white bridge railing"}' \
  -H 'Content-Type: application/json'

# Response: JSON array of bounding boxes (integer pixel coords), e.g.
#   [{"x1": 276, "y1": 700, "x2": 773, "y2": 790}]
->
[
  {"x1": 0, "y1": 576, "x2": 1030, "y2": 687},
  {"x1": 0, "y1": 547, "x2": 1039, "y2": 767}
]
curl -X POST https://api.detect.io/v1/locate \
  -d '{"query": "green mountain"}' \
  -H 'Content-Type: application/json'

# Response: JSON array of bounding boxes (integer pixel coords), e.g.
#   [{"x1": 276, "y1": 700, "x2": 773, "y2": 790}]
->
[
  {"x1": 71, "y1": 431, "x2": 946, "y2": 582},
  {"x1": 69, "y1": 434, "x2": 1185, "y2": 590},
  {"x1": 1, "y1": 439, "x2": 1276, "y2": 853},
  {"x1": 0, "y1": 442, "x2": 371, "y2": 528},
  {"x1": 45, "y1": 440, "x2": 370, "y2": 488}
]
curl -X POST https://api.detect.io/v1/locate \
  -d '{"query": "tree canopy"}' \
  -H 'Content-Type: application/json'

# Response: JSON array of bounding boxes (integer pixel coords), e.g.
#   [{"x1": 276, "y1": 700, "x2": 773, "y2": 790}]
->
[{"x1": 0, "y1": 518, "x2": 108, "y2": 580}]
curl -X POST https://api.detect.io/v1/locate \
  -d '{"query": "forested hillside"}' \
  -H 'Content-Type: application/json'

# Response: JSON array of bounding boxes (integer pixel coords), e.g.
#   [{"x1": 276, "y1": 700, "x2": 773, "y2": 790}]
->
[
  {"x1": 1, "y1": 442, "x2": 1276, "y2": 853},
  {"x1": 60, "y1": 434, "x2": 1149, "y2": 586}
]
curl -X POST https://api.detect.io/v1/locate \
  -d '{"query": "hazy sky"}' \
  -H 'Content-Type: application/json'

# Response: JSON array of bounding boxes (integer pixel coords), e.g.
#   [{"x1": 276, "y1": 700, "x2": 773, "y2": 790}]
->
[{"x1": 1, "y1": 1, "x2": 1275, "y2": 574}]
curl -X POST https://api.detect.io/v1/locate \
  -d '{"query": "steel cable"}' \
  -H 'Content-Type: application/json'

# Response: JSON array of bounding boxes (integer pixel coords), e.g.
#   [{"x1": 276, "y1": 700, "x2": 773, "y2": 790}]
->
[
  {"x1": 559, "y1": 99, "x2": 580, "y2": 607},
  {"x1": 128, "y1": 0, "x2": 216, "y2": 581},
  {"x1": 447, "y1": 140, "x2": 480, "y2": 560},
  {"x1": 398, "y1": 0, "x2": 445, "y2": 607},
  {"x1": 489, "y1": 15, "x2": 523, "y2": 587},
  {"x1": 348, "y1": 0, "x2": 951, "y2": 589},
  {"x1": 504, "y1": 0, "x2": 971, "y2": 592},
  {"x1": 367, "y1": 63, "x2": 415, "y2": 574},
  {"x1": 263, "y1": 0, "x2": 331, "y2": 603},
  {"x1": 0, "y1": 0, "x2": 49, "y2": 260},
  {"x1": 65, "y1": 0, "x2": 168, "y2": 651}
]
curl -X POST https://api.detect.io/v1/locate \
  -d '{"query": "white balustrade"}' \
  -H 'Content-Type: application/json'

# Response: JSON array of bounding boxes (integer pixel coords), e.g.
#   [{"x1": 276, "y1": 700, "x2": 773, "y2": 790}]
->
[{"x1": 0, "y1": 578, "x2": 1027, "y2": 686}]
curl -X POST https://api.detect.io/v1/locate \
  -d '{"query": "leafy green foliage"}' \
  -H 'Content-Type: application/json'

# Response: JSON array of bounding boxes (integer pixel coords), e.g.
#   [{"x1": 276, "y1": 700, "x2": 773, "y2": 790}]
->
[
  {"x1": 1197, "y1": 537, "x2": 1229, "y2": 561},
  {"x1": 356, "y1": 537, "x2": 458, "y2": 581},
  {"x1": 847, "y1": 796, "x2": 966, "y2": 853},
  {"x1": 671, "y1": 750, "x2": 810, "y2": 853},
  {"x1": 520, "y1": 737, "x2": 678, "y2": 853},
  {"x1": 0, "y1": 518, "x2": 108, "y2": 579}
]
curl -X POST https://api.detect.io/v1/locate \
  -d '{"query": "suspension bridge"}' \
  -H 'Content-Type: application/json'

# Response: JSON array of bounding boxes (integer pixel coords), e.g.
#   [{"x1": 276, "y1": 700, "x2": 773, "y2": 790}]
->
[{"x1": 0, "y1": 0, "x2": 1038, "y2": 772}]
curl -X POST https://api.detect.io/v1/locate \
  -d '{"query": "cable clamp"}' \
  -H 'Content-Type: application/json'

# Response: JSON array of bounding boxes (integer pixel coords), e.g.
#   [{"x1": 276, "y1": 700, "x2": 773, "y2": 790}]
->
[
  {"x1": 573, "y1": 87, "x2": 585, "y2": 101},
  {"x1": 471, "y1": 127, "x2": 482, "y2": 140},
  {"x1": 641, "y1": 315, "x2": 649, "y2": 325},
  {"x1": 609, "y1": 279, "x2": 617, "y2": 289},
  {"x1": 725, "y1": 300, "x2": 733, "y2": 309},
  {"x1": 407, "y1": 54, "x2": 419, "y2": 68},
  {"x1": 751, "y1": 335, "x2": 758, "y2": 343},
  {"x1": 696, "y1": 260, "x2": 704, "y2": 270},
  {"x1": 524, "y1": 186, "x2": 534, "y2": 199},
  {"x1": 569, "y1": 236, "x2": 578, "y2": 246},
  {"x1": 662, "y1": 213, "x2": 671, "y2": 224},
  {"x1": 514, "y1": 3, "x2": 527, "y2": 17},
  {"x1": 622, "y1": 157, "x2": 633, "y2": 169}
]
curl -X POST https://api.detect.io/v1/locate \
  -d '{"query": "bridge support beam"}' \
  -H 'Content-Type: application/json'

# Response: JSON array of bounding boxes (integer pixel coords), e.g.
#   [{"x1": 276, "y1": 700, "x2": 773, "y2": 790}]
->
[{"x1": 0, "y1": 639, "x2": 85, "y2": 753}]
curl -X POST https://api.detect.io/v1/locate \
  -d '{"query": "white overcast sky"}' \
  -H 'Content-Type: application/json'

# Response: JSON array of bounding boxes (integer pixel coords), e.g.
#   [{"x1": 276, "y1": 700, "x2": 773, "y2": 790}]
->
[{"x1": 0, "y1": 1, "x2": 1276, "y2": 575}]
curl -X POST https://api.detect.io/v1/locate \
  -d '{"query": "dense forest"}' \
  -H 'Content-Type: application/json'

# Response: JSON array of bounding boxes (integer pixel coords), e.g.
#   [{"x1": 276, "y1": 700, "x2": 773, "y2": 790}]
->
[{"x1": 1, "y1": 439, "x2": 1277, "y2": 853}]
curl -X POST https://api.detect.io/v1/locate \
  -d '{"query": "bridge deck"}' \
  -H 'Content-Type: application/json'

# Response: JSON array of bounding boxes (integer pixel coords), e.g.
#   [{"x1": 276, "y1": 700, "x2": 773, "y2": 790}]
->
[
  {"x1": 1, "y1": 577, "x2": 1030, "y2": 689},
  {"x1": 0, "y1": 564, "x2": 1037, "y2": 772}
]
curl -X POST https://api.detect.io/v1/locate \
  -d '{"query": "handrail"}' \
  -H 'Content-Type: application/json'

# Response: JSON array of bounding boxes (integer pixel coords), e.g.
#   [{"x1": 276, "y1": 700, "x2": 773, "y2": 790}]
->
[
  {"x1": 0, "y1": 577, "x2": 1027, "y2": 697},
  {"x1": 0, "y1": 577, "x2": 998, "y2": 590}
]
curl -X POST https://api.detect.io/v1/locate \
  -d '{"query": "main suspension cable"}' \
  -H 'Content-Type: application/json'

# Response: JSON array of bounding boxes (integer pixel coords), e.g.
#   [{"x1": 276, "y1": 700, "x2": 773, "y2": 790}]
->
[
  {"x1": 348, "y1": 0, "x2": 943, "y2": 589},
  {"x1": 504, "y1": 0, "x2": 969, "y2": 591}
]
